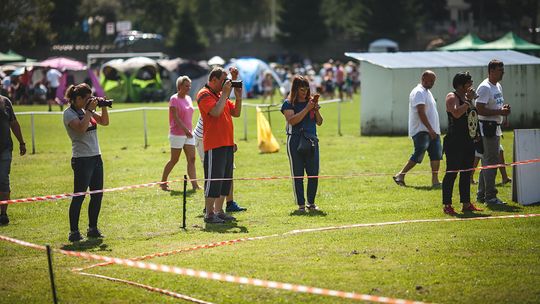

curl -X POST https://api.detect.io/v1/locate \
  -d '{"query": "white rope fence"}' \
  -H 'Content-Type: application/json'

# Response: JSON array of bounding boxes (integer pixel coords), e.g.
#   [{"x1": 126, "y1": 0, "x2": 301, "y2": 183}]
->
[{"x1": 16, "y1": 99, "x2": 346, "y2": 154}]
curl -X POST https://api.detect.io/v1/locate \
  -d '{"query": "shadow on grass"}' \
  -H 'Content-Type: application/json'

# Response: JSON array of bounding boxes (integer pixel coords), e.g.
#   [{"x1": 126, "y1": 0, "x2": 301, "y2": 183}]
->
[
  {"x1": 203, "y1": 222, "x2": 249, "y2": 234},
  {"x1": 455, "y1": 212, "x2": 492, "y2": 219},
  {"x1": 484, "y1": 203, "x2": 522, "y2": 212},
  {"x1": 289, "y1": 209, "x2": 328, "y2": 217},
  {"x1": 61, "y1": 238, "x2": 109, "y2": 252},
  {"x1": 407, "y1": 185, "x2": 442, "y2": 191},
  {"x1": 169, "y1": 189, "x2": 198, "y2": 197}
]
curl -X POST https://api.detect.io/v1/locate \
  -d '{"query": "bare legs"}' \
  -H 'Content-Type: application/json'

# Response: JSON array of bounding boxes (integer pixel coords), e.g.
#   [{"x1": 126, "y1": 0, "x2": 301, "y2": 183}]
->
[
  {"x1": 394, "y1": 160, "x2": 440, "y2": 186},
  {"x1": 183, "y1": 145, "x2": 201, "y2": 189},
  {"x1": 161, "y1": 145, "x2": 200, "y2": 191}
]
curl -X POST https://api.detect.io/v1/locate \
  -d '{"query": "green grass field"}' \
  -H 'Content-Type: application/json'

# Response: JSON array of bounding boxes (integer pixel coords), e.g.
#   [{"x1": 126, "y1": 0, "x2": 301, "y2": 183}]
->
[{"x1": 1, "y1": 96, "x2": 539, "y2": 303}]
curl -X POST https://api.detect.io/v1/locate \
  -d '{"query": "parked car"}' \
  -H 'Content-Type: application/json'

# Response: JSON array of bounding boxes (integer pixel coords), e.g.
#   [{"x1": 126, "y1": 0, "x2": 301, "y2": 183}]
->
[{"x1": 114, "y1": 31, "x2": 164, "y2": 52}]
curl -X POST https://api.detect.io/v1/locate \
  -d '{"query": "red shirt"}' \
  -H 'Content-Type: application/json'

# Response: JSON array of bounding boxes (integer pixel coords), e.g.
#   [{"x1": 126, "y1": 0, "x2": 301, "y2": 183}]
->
[{"x1": 196, "y1": 85, "x2": 235, "y2": 151}]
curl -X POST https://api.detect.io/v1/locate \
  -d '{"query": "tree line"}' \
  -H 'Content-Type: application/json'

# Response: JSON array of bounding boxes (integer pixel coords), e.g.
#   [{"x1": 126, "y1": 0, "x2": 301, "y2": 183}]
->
[{"x1": 1, "y1": 0, "x2": 537, "y2": 56}]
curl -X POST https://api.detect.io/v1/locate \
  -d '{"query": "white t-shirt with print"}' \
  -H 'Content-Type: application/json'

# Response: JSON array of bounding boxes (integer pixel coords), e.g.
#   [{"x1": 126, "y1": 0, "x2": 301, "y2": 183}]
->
[
  {"x1": 408, "y1": 83, "x2": 440, "y2": 137},
  {"x1": 476, "y1": 78, "x2": 504, "y2": 136}
]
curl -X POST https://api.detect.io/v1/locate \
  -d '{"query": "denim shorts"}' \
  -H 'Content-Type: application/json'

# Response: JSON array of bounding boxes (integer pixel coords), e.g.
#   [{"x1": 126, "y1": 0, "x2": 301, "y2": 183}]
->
[
  {"x1": 410, "y1": 131, "x2": 442, "y2": 163},
  {"x1": 0, "y1": 149, "x2": 12, "y2": 192}
]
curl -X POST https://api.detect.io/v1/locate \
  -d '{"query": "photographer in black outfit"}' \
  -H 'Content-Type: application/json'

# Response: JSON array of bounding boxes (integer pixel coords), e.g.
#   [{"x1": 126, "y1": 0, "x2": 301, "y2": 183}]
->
[
  {"x1": 63, "y1": 83, "x2": 110, "y2": 242},
  {"x1": 441, "y1": 72, "x2": 482, "y2": 215}
]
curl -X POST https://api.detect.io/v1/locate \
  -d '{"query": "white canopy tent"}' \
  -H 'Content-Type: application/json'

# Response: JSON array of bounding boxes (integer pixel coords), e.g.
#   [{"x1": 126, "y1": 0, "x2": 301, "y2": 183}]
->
[
  {"x1": 368, "y1": 39, "x2": 399, "y2": 53},
  {"x1": 345, "y1": 50, "x2": 540, "y2": 135}
]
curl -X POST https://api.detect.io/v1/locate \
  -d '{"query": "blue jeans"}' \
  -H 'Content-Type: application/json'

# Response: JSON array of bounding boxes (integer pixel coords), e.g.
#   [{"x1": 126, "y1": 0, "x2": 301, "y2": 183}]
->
[
  {"x1": 69, "y1": 155, "x2": 104, "y2": 232},
  {"x1": 286, "y1": 135, "x2": 319, "y2": 206},
  {"x1": 410, "y1": 132, "x2": 442, "y2": 164}
]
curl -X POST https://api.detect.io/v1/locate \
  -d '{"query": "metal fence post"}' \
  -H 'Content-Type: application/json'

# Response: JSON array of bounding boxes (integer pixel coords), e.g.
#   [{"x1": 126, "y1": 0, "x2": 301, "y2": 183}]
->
[
  {"x1": 243, "y1": 105, "x2": 248, "y2": 141},
  {"x1": 31, "y1": 113, "x2": 36, "y2": 154},
  {"x1": 46, "y1": 245, "x2": 58, "y2": 304},
  {"x1": 338, "y1": 99, "x2": 342, "y2": 136},
  {"x1": 143, "y1": 109, "x2": 148, "y2": 148}
]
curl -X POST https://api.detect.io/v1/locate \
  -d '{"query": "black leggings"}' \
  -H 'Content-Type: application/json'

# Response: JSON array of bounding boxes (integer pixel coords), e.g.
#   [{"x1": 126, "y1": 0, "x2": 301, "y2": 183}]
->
[
  {"x1": 69, "y1": 156, "x2": 103, "y2": 232},
  {"x1": 442, "y1": 136, "x2": 474, "y2": 205}
]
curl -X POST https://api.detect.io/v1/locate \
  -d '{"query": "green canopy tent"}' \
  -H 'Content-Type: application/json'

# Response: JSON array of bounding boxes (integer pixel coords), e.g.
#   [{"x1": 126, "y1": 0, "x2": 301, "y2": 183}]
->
[
  {"x1": 100, "y1": 59, "x2": 129, "y2": 102},
  {"x1": 0, "y1": 50, "x2": 25, "y2": 63},
  {"x1": 476, "y1": 32, "x2": 540, "y2": 51},
  {"x1": 438, "y1": 33, "x2": 486, "y2": 51}
]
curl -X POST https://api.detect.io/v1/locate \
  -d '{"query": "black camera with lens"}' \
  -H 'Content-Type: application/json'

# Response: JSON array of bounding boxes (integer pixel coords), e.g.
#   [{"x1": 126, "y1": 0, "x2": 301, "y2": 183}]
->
[
  {"x1": 89, "y1": 96, "x2": 113, "y2": 108},
  {"x1": 223, "y1": 79, "x2": 243, "y2": 88}
]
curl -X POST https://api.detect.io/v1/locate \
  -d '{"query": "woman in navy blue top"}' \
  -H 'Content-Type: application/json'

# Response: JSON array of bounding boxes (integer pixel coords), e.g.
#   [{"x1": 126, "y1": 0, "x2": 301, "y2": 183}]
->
[{"x1": 281, "y1": 75, "x2": 323, "y2": 212}]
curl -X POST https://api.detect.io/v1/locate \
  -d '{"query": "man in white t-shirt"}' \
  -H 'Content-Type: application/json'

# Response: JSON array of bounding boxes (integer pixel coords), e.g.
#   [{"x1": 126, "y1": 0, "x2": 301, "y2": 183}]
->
[
  {"x1": 475, "y1": 60, "x2": 511, "y2": 205},
  {"x1": 393, "y1": 70, "x2": 442, "y2": 187},
  {"x1": 46, "y1": 68, "x2": 63, "y2": 112}
]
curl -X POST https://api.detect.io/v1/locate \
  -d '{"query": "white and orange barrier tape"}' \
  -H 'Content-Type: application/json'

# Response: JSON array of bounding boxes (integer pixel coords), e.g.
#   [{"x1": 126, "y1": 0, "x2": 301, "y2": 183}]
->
[
  {"x1": 4, "y1": 214, "x2": 540, "y2": 303},
  {"x1": 77, "y1": 272, "x2": 214, "y2": 304},
  {"x1": 2, "y1": 158, "x2": 539, "y2": 206},
  {"x1": 285, "y1": 213, "x2": 540, "y2": 235},
  {"x1": 78, "y1": 213, "x2": 540, "y2": 273},
  {"x1": 75, "y1": 234, "x2": 279, "y2": 272},
  {"x1": 1, "y1": 234, "x2": 426, "y2": 304}
]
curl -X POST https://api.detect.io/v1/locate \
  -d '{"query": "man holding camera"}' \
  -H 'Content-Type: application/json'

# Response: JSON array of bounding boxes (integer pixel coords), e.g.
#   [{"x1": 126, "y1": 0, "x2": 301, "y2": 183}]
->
[
  {"x1": 475, "y1": 60, "x2": 511, "y2": 205},
  {"x1": 197, "y1": 67, "x2": 242, "y2": 224}
]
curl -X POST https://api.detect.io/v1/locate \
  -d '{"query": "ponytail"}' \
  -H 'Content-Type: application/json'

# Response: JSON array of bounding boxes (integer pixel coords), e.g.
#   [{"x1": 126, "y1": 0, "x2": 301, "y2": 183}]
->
[{"x1": 65, "y1": 83, "x2": 92, "y2": 103}]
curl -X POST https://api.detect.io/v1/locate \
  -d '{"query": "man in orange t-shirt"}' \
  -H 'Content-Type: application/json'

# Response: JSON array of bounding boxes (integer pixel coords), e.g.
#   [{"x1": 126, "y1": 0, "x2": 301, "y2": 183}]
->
[{"x1": 197, "y1": 67, "x2": 242, "y2": 224}]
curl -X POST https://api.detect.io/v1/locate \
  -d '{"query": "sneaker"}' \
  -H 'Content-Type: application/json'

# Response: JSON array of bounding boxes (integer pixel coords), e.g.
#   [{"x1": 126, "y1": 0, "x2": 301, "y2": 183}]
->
[
  {"x1": 0, "y1": 213, "x2": 9, "y2": 225},
  {"x1": 462, "y1": 203, "x2": 483, "y2": 212},
  {"x1": 216, "y1": 212, "x2": 236, "y2": 222},
  {"x1": 307, "y1": 204, "x2": 319, "y2": 211},
  {"x1": 68, "y1": 230, "x2": 83, "y2": 242},
  {"x1": 204, "y1": 214, "x2": 225, "y2": 224},
  {"x1": 443, "y1": 205, "x2": 458, "y2": 215},
  {"x1": 486, "y1": 197, "x2": 507, "y2": 205},
  {"x1": 296, "y1": 205, "x2": 307, "y2": 213},
  {"x1": 226, "y1": 201, "x2": 247, "y2": 212},
  {"x1": 87, "y1": 227, "x2": 104, "y2": 238}
]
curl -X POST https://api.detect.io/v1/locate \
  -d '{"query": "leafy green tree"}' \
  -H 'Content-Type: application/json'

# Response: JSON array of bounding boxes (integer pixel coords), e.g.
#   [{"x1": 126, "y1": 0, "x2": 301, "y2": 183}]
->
[
  {"x1": 79, "y1": 0, "x2": 121, "y2": 43},
  {"x1": 360, "y1": 0, "x2": 420, "y2": 44},
  {"x1": 466, "y1": 0, "x2": 539, "y2": 42},
  {"x1": 277, "y1": 0, "x2": 328, "y2": 47},
  {"x1": 321, "y1": 0, "x2": 364, "y2": 39},
  {"x1": 172, "y1": 6, "x2": 208, "y2": 56},
  {"x1": 0, "y1": 0, "x2": 54, "y2": 51},
  {"x1": 50, "y1": 0, "x2": 84, "y2": 43},
  {"x1": 119, "y1": 0, "x2": 178, "y2": 38}
]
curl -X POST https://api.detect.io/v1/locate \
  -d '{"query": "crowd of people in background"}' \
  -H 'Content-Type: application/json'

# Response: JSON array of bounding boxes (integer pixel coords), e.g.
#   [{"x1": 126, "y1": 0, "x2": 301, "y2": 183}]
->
[
  {"x1": 0, "y1": 59, "x2": 361, "y2": 109},
  {"x1": 270, "y1": 60, "x2": 360, "y2": 103},
  {"x1": 0, "y1": 67, "x2": 88, "y2": 111}
]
